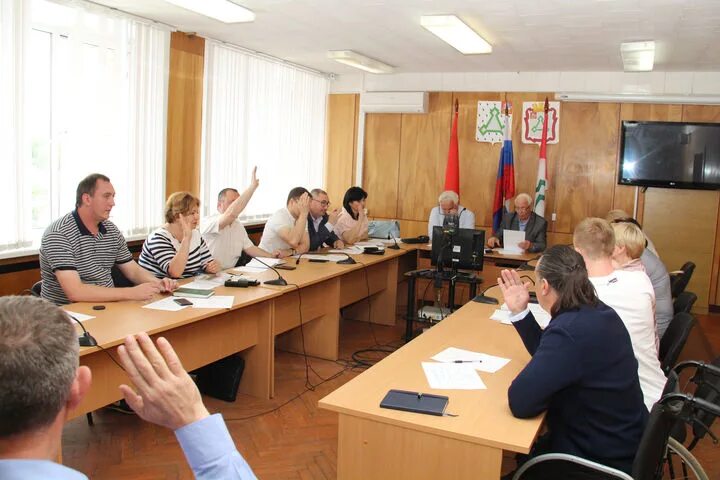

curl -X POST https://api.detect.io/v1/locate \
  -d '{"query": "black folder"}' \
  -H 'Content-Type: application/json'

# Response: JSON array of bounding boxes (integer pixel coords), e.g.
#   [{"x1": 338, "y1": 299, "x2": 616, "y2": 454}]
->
[{"x1": 380, "y1": 389, "x2": 449, "y2": 416}]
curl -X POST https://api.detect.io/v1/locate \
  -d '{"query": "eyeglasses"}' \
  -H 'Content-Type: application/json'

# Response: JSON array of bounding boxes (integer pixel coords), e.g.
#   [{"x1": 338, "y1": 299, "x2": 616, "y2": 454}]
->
[{"x1": 312, "y1": 199, "x2": 331, "y2": 207}]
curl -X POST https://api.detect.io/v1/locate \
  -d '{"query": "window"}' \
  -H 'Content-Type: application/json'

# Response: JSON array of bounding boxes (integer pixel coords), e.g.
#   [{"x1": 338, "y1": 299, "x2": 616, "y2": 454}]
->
[
  {"x1": 1, "y1": 0, "x2": 170, "y2": 256},
  {"x1": 201, "y1": 41, "x2": 329, "y2": 221}
]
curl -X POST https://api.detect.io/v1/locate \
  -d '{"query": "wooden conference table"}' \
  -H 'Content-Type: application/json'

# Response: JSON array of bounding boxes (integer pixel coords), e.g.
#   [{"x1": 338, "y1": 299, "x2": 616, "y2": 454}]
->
[
  {"x1": 65, "y1": 247, "x2": 412, "y2": 420},
  {"x1": 318, "y1": 301, "x2": 544, "y2": 480}
]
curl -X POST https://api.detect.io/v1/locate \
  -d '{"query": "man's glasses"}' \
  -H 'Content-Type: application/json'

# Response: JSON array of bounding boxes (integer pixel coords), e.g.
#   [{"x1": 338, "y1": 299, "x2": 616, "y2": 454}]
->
[{"x1": 312, "y1": 199, "x2": 331, "y2": 207}]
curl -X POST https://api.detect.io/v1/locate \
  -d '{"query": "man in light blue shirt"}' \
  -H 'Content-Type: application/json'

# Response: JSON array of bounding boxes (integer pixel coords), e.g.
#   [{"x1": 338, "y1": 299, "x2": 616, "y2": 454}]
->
[
  {"x1": 427, "y1": 190, "x2": 476, "y2": 238},
  {"x1": 0, "y1": 296, "x2": 256, "y2": 480}
]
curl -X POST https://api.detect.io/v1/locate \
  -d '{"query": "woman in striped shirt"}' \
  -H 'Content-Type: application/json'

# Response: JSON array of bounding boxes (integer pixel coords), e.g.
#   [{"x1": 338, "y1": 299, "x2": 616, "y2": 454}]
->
[{"x1": 140, "y1": 192, "x2": 221, "y2": 279}]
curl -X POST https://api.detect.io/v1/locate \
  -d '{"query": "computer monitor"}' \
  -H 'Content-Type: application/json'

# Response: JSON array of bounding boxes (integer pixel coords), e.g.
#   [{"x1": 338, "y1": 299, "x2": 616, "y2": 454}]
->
[{"x1": 430, "y1": 226, "x2": 484, "y2": 271}]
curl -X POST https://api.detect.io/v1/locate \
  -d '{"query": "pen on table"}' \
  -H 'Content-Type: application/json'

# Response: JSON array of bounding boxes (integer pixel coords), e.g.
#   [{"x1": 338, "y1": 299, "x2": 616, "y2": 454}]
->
[{"x1": 453, "y1": 360, "x2": 482, "y2": 363}]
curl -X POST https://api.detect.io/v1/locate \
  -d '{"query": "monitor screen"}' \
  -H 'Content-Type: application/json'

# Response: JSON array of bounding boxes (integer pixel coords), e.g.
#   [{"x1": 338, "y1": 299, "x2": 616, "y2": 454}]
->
[
  {"x1": 619, "y1": 121, "x2": 720, "y2": 190},
  {"x1": 430, "y1": 227, "x2": 484, "y2": 271}
]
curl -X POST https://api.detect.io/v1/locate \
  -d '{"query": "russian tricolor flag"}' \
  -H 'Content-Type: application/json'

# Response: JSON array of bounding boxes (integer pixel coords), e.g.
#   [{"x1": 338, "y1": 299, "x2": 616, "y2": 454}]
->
[{"x1": 492, "y1": 109, "x2": 515, "y2": 233}]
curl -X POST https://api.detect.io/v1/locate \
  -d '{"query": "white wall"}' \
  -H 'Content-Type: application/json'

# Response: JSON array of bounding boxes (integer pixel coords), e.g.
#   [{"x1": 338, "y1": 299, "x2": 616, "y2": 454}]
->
[{"x1": 330, "y1": 71, "x2": 720, "y2": 95}]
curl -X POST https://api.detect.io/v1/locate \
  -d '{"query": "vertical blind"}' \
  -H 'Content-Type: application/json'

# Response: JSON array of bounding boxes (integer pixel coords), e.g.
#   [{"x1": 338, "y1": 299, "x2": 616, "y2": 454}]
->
[{"x1": 201, "y1": 41, "x2": 329, "y2": 220}]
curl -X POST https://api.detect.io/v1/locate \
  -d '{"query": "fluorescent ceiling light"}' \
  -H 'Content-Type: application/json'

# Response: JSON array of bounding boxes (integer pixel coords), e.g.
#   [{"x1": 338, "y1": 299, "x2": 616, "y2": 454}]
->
[
  {"x1": 620, "y1": 41, "x2": 655, "y2": 72},
  {"x1": 327, "y1": 50, "x2": 395, "y2": 74},
  {"x1": 556, "y1": 92, "x2": 720, "y2": 105},
  {"x1": 163, "y1": 0, "x2": 255, "y2": 23},
  {"x1": 420, "y1": 15, "x2": 492, "y2": 55}
]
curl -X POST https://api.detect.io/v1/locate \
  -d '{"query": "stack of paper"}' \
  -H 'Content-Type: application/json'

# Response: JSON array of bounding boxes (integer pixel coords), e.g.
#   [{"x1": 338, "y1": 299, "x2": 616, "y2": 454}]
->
[
  {"x1": 499, "y1": 229, "x2": 525, "y2": 254},
  {"x1": 182, "y1": 272, "x2": 231, "y2": 290},
  {"x1": 246, "y1": 257, "x2": 284, "y2": 269},
  {"x1": 329, "y1": 246, "x2": 363, "y2": 255},
  {"x1": 421, "y1": 362, "x2": 486, "y2": 390},
  {"x1": 295, "y1": 254, "x2": 348, "y2": 262},
  {"x1": 490, "y1": 303, "x2": 551, "y2": 328}
]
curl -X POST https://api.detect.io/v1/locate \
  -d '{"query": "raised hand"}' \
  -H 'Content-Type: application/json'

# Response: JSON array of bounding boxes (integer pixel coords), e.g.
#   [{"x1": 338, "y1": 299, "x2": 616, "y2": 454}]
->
[
  {"x1": 117, "y1": 333, "x2": 209, "y2": 431},
  {"x1": 327, "y1": 207, "x2": 341, "y2": 225},
  {"x1": 250, "y1": 166, "x2": 259, "y2": 189},
  {"x1": 498, "y1": 269, "x2": 531, "y2": 315}
]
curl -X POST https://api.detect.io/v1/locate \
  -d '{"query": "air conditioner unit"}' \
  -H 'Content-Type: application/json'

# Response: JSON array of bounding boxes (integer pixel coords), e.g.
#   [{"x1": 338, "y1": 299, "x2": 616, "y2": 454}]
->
[{"x1": 360, "y1": 91, "x2": 428, "y2": 114}]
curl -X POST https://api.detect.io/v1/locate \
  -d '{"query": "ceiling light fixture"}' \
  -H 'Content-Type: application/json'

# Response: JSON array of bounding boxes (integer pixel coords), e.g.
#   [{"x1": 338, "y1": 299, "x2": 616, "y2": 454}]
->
[
  {"x1": 556, "y1": 92, "x2": 720, "y2": 105},
  {"x1": 327, "y1": 50, "x2": 395, "y2": 74},
  {"x1": 620, "y1": 41, "x2": 655, "y2": 72},
  {"x1": 163, "y1": 0, "x2": 255, "y2": 23},
  {"x1": 420, "y1": 15, "x2": 492, "y2": 55}
]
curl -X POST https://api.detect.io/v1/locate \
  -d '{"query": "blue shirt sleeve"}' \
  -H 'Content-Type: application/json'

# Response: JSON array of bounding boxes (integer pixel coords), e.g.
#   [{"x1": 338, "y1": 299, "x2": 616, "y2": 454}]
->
[{"x1": 174, "y1": 414, "x2": 257, "y2": 480}]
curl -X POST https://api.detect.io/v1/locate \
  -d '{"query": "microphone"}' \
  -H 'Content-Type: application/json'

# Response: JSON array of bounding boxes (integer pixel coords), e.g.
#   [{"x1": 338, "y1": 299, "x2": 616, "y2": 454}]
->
[
  {"x1": 252, "y1": 256, "x2": 288, "y2": 286},
  {"x1": 387, "y1": 230, "x2": 401, "y2": 250},
  {"x1": 67, "y1": 313, "x2": 98, "y2": 347},
  {"x1": 337, "y1": 253, "x2": 357, "y2": 264},
  {"x1": 295, "y1": 252, "x2": 307, "y2": 265}
]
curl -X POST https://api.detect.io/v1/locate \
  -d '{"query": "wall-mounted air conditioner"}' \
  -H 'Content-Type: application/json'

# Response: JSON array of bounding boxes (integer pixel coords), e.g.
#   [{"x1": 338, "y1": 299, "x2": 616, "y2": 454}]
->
[{"x1": 360, "y1": 91, "x2": 428, "y2": 114}]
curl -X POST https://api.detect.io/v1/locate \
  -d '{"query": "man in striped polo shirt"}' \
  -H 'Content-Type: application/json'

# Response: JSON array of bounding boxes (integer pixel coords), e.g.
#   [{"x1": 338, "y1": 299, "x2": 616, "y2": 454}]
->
[{"x1": 39, "y1": 174, "x2": 176, "y2": 305}]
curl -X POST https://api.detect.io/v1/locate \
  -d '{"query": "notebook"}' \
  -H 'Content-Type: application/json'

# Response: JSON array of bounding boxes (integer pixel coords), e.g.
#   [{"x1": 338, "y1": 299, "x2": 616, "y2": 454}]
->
[
  {"x1": 173, "y1": 287, "x2": 215, "y2": 299},
  {"x1": 379, "y1": 389, "x2": 449, "y2": 416}
]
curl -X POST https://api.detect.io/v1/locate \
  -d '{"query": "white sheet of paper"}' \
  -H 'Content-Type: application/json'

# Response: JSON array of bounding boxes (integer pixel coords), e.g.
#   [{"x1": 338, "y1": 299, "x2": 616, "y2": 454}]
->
[
  {"x1": 499, "y1": 303, "x2": 552, "y2": 329},
  {"x1": 64, "y1": 310, "x2": 95, "y2": 322},
  {"x1": 295, "y1": 254, "x2": 348, "y2": 262},
  {"x1": 190, "y1": 296, "x2": 234, "y2": 309},
  {"x1": 421, "y1": 362, "x2": 486, "y2": 390},
  {"x1": 502, "y1": 229, "x2": 525, "y2": 253},
  {"x1": 431, "y1": 347, "x2": 511, "y2": 374},
  {"x1": 246, "y1": 257, "x2": 284, "y2": 269},
  {"x1": 355, "y1": 240, "x2": 385, "y2": 247},
  {"x1": 142, "y1": 297, "x2": 187, "y2": 312},
  {"x1": 496, "y1": 248, "x2": 524, "y2": 256},
  {"x1": 329, "y1": 246, "x2": 363, "y2": 254},
  {"x1": 490, "y1": 309, "x2": 513, "y2": 324},
  {"x1": 232, "y1": 266, "x2": 268, "y2": 275}
]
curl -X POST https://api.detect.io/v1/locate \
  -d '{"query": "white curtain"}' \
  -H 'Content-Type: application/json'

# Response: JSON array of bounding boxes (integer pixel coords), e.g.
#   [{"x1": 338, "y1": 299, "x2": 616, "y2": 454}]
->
[
  {"x1": 1, "y1": 0, "x2": 170, "y2": 255},
  {"x1": 201, "y1": 41, "x2": 328, "y2": 220},
  {"x1": 0, "y1": 0, "x2": 30, "y2": 251}
]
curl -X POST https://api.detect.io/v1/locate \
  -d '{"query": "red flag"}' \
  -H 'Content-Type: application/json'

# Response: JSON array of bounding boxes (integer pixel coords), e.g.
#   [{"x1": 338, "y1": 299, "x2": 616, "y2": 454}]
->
[{"x1": 444, "y1": 99, "x2": 460, "y2": 195}]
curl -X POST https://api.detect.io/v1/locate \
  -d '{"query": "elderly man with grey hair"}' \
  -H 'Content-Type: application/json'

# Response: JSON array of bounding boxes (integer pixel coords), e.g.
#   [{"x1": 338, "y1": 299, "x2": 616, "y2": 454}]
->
[
  {"x1": 487, "y1": 193, "x2": 547, "y2": 253},
  {"x1": 427, "y1": 190, "x2": 476, "y2": 238},
  {"x1": 0, "y1": 296, "x2": 257, "y2": 479}
]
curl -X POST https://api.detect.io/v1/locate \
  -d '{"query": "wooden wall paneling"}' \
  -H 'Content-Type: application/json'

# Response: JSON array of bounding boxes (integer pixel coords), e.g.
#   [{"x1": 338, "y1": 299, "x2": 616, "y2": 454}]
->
[
  {"x1": 0, "y1": 268, "x2": 40, "y2": 296},
  {"x1": 166, "y1": 32, "x2": 205, "y2": 197},
  {"x1": 325, "y1": 94, "x2": 359, "y2": 206},
  {"x1": 504, "y1": 93, "x2": 559, "y2": 233},
  {"x1": 453, "y1": 92, "x2": 502, "y2": 228},
  {"x1": 397, "y1": 92, "x2": 453, "y2": 222},
  {"x1": 642, "y1": 188, "x2": 718, "y2": 311},
  {"x1": 553, "y1": 102, "x2": 620, "y2": 233},
  {"x1": 363, "y1": 114, "x2": 401, "y2": 219}
]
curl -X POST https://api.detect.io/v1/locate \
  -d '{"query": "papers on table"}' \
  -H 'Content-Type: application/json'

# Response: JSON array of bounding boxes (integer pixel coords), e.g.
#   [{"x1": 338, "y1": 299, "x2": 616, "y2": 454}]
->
[
  {"x1": 495, "y1": 248, "x2": 524, "y2": 256},
  {"x1": 490, "y1": 303, "x2": 552, "y2": 329},
  {"x1": 296, "y1": 253, "x2": 349, "y2": 262},
  {"x1": 64, "y1": 310, "x2": 95, "y2": 322},
  {"x1": 355, "y1": 240, "x2": 386, "y2": 248},
  {"x1": 143, "y1": 297, "x2": 186, "y2": 311},
  {"x1": 431, "y1": 347, "x2": 511, "y2": 374},
  {"x1": 421, "y1": 362, "x2": 486, "y2": 390},
  {"x1": 501, "y1": 229, "x2": 525, "y2": 254},
  {"x1": 246, "y1": 257, "x2": 284, "y2": 269},
  {"x1": 182, "y1": 272, "x2": 231, "y2": 290},
  {"x1": 330, "y1": 246, "x2": 363, "y2": 255},
  {"x1": 142, "y1": 295, "x2": 235, "y2": 311}
]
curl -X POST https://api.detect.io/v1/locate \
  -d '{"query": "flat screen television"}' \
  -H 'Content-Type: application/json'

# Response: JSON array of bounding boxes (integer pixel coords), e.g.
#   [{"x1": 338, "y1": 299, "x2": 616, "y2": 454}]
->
[{"x1": 618, "y1": 121, "x2": 720, "y2": 190}]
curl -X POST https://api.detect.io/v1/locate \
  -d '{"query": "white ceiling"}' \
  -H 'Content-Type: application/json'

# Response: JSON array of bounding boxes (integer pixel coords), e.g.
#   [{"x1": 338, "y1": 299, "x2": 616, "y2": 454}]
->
[{"x1": 95, "y1": 0, "x2": 720, "y2": 74}]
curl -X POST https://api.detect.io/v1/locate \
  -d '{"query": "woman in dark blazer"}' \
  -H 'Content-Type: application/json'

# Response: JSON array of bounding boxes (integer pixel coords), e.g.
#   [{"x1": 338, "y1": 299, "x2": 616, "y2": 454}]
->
[{"x1": 499, "y1": 245, "x2": 648, "y2": 477}]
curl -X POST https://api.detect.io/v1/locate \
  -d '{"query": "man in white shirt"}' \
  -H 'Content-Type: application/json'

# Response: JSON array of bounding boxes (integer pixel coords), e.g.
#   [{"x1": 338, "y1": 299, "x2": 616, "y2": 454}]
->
[
  {"x1": 258, "y1": 187, "x2": 311, "y2": 255},
  {"x1": 573, "y1": 217, "x2": 666, "y2": 412},
  {"x1": 427, "y1": 190, "x2": 476, "y2": 239},
  {"x1": 200, "y1": 168, "x2": 278, "y2": 269}
]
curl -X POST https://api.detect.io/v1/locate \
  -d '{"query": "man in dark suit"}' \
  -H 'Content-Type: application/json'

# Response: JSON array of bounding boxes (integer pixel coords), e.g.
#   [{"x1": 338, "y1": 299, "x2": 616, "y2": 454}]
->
[
  {"x1": 308, "y1": 188, "x2": 344, "y2": 251},
  {"x1": 487, "y1": 193, "x2": 547, "y2": 253}
]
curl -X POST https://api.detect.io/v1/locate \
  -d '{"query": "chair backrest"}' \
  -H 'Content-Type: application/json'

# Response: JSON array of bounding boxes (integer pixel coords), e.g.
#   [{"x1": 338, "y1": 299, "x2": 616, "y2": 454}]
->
[
  {"x1": 670, "y1": 262, "x2": 695, "y2": 297},
  {"x1": 659, "y1": 312, "x2": 696, "y2": 374},
  {"x1": 688, "y1": 356, "x2": 720, "y2": 447},
  {"x1": 632, "y1": 400, "x2": 684, "y2": 480},
  {"x1": 31, "y1": 280, "x2": 42, "y2": 297},
  {"x1": 673, "y1": 291, "x2": 697, "y2": 315}
]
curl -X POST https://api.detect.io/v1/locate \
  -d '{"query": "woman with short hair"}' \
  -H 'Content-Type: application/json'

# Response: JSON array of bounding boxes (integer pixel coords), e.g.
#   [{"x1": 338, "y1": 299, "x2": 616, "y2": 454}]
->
[
  {"x1": 334, "y1": 186, "x2": 369, "y2": 245},
  {"x1": 500, "y1": 245, "x2": 648, "y2": 477},
  {"x1": 139, "y1": 192, "x2": 220, "y2": 278}
]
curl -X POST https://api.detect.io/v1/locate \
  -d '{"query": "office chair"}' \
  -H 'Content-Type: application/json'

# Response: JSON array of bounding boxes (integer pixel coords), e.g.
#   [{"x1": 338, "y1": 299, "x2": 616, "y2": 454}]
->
[
  {"x1": 659, "y1": 312, "x2": 697, "y2": 375},
  {"x1": 670, "y1": 262, "x2": 695, "y2": 298},
  {"x1": 673, "y1": 291, "x2": 697, "y2": 315}
]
